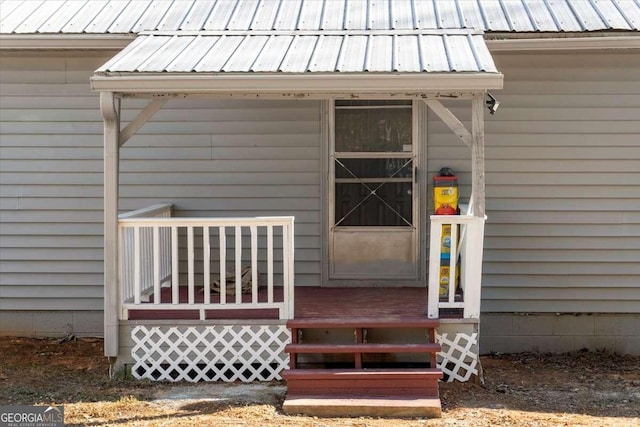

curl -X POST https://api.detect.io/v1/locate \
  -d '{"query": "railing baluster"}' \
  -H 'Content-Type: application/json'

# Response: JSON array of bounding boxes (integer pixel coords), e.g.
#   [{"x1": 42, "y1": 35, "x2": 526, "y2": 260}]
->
[
  {"x1": 140, "y1": 229, "x2": 146, "y2": 296},
  {"x1": 142, "y1": 227, "x2": 150, "y2": 297},
  {"x1": 267, "y1": 225, "x2": 274, "y2": 303},
  {"x1": 171, "y1": 226, "x2": 179, "y2": 304},
  {"x1": 463, "y1": 218, "x2": 484, "y2": 319},
  {"x1": 219, "y1": 226, "x2": 226, "y2": 305},
  {"x1": 287, "y1": 221, "x2": 295, "y2": 319},
  {"x1": 153, "y1": 226, "x2": 160, "y2": 304},
  {"x1": 282, "y1": 225, "x2": 289, "y2": 318},
  {"x1": 162, "y1": 226, "x2": 170, "y2": 283},
  {"x1": 427, "y1": 221, "x2": 441, "y2": 319},
  {"x1": 449, "y1": 223, "x2": 458, "y2": 304},
  {"x1": 235, "y1": 226, "x2": 242, "y2": 304},
  {"x1": 283, "y1": 223, "x2": 295, "y2": 319},
  {"x1": 251, "y1": 225, "x2": 258, "y2": 304},
  {"x1": 121, "y1": 227, "x2": 130, "y2": 302},
  {"x1": 188, "y1": 226, "x2": 194, "y2": 305},
  {"x1": 133, "y1": 226, "x2": 141, "y2": 305},
  {"x1": 456, "y1": 222, "x2": 467, "y2": 261},
  {"x1": 203, "y1": 226, "x2": 210, "y2": 305},
  {"x1": 119, "y1": 227, "x2": 126, "y2": 303}
]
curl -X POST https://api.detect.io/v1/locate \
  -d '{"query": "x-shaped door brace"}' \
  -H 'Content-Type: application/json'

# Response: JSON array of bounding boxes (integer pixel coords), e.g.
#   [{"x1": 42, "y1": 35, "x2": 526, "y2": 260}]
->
[{"x1": 334, "y1": 157, "x2": 414, "y2": 227}]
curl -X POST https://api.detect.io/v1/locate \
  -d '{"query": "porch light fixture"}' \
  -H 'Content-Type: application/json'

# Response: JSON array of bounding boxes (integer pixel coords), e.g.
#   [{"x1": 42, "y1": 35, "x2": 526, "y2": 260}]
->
[{"x1": 486, "y1": 92, "x2": 500, "y2": 115}]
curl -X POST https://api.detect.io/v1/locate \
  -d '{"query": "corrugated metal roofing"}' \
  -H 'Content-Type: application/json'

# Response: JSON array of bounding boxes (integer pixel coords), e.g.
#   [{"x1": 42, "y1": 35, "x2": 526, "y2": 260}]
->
[
  {"x1": 96, "y1": 31, "x2": 498, "y2": 74},
  {"x1": 1, "y1": 0, "x2": 639, "y2": 34}
]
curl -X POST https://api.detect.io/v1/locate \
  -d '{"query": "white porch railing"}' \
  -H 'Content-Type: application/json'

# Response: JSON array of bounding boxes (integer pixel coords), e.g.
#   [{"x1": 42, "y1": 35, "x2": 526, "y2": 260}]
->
[
  {"x1": 427, "y1": 203, "x2": 485, "y2": 319},
  {"x1": 118, "y1": 205, "x2": 295, "y2": 321},
  {"x1": 119, "y1": 204, "x2": 174, "y2": 305}
]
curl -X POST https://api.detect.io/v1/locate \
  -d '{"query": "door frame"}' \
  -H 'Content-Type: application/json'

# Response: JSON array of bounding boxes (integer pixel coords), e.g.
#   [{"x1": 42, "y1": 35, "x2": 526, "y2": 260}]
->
[{"x1": 321, "y1": 99, "x2": 429, "y2": 287}]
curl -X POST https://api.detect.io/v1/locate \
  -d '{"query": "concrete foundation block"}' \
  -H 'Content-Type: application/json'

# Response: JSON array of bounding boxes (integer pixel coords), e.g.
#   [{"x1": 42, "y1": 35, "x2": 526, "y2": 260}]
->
[
  {"x1": 489, "y1": 336, "x2": 534, "y2": 354},
  {"x1": 531, "y1": 335, "x2": 575, "y2": 353},
  {"x1": 0, "y1": 312, "x2": 34, "y2": 335},
  {"x1": 480, "y1": 314, "x2": 513, "y2": 336},
  {"x1": 32, "y1": 312, "x2": 74, "y2": 336},
  {"x1": 513, "y1": 314, "x2": 554, "y2": 336},
  {"x1": 594, "y1": 315, "x2": 638, "y2": 336},
  {"x1": 553, "y1": 315, "x2": 595, "y2": 336},
  {"x1": 574, "y1": 336, "x2": 616, "y2": 352},
  {"x1": 615, "y1": 337, "x2": 640, "y2": 355},
  {"x1": 481, "y1": 313, "x2": 640, "y2": 355}
]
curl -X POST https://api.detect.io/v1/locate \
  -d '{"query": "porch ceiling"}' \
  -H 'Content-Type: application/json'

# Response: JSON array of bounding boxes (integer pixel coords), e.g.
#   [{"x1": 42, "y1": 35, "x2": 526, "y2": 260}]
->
[{"x1": 90, "y1": 30, "x2": 503, "y2": 96}]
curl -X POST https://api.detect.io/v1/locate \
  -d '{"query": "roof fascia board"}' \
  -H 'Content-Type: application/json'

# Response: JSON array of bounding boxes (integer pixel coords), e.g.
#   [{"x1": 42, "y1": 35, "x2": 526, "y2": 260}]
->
[
  {"x1": 487, "y1": 35, "x2": 640, "y2": 51},
  {"x1": 120, "y1": 92, "x2": 481, "y2": 100},
  {"x1": 90, "y1": 73, "x2": 504, "y2": 95},
  {"x1": 0, "y1": 35, "x2": 135, "y2": 50}
]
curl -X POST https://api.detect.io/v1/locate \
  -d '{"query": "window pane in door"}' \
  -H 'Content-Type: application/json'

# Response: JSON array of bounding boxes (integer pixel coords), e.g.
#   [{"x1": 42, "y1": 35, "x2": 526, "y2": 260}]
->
[{"x1": 335, "y1": 107, "x2": 412, "y2": 152}]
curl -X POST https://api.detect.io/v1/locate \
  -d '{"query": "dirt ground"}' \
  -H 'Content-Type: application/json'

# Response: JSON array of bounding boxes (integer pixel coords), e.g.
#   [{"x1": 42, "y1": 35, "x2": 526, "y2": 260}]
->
[{"x1": 0, "y1": 336, "x2": 638, "y2": 426}]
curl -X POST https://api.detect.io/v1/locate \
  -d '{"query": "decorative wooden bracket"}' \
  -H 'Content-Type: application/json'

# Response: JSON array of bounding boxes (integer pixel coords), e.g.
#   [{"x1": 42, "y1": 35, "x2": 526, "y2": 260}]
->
[
  {"x1": 422, "y1": 99, "x2": 471, "y2": 148},
  {"x1": 119, "y1": 98, "x2": 167, "y2": 146}
]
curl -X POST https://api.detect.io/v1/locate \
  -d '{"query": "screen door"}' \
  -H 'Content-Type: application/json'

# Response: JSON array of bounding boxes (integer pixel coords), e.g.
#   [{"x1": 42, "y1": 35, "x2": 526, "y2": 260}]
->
[{"x1": 329, "y1": 100, "x2": 419, "y2": 281}]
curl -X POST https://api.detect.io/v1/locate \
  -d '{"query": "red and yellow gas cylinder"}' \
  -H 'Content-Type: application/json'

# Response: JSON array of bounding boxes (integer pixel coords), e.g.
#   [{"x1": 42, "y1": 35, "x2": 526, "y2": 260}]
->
[
  {"x1": 433, "y1": 172, "x2": 458, "y2": 215},
  {"x1": 433, "y1": 168, "x2": 460, "y2": 297}
]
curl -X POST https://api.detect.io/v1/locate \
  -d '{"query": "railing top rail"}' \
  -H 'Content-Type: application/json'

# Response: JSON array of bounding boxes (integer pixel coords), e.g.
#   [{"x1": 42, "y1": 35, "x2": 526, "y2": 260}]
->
[
  {"x1": 119, "y1": 203, "x2": 173, "y2": 219},
  {"x1": 118, "y1": 216, "x2": 295, "y2": 227},
  {"x1": 429, "y1": 214, "x2": 486, "y2": 224}
]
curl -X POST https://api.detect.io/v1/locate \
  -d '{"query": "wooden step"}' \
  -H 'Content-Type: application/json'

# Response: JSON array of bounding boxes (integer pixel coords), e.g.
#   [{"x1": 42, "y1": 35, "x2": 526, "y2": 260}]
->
[
  {"x1": 282, "y1": 395, "x2": 442, "y2": 418},
  {"x1": 282, "y1": 368, "x2": 443, "y2": 398},
  {"x1": 287, "y1": 317, "x2": 439, "y2": 329},
  {"x1": 285, "y1": 343, "x2": 441, "y2": 354}
]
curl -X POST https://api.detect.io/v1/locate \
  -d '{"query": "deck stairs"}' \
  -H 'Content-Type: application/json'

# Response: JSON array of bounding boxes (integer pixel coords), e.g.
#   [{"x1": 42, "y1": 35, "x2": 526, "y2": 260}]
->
[{"x1": 282, "y1": 317, "x2": 443, "y2": 418}]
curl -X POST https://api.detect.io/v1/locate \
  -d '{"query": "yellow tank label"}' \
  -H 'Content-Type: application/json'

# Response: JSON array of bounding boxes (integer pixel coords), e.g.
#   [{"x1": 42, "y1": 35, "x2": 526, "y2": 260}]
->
[{"x1": 434, "y1": 186, "x2": 459, "y2": 210}]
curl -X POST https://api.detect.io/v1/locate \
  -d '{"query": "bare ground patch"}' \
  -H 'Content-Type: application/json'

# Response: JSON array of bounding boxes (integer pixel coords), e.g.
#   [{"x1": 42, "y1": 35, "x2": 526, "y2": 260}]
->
[{"x1": 1, "y1": 336, "x2": 638, "y2": 426}]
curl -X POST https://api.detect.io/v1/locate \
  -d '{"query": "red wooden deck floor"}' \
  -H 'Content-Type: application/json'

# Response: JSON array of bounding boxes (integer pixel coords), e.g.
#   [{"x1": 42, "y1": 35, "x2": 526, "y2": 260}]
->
[
  {"x1": 295, "y1": 287, "x2": 429, "y2": 320},
  {"x1": 127, "y1": 286, "x2": 436, "y2": 321}
]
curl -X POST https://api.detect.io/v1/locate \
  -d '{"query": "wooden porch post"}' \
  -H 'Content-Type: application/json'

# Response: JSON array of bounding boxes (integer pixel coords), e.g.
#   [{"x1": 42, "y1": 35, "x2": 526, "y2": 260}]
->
[
  {"x1": 101, "y1": 92, "x2": 120, "y2": 358},
  {"x1": 471, "y1": 94, "x2": 485, "y2": 218},
  {"x1": 464, "y1": 94, "x2": 487, "y2": 319}
]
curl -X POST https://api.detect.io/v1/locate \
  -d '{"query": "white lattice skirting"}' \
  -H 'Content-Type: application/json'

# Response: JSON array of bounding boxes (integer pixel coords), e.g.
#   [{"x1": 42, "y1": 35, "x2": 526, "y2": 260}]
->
[
  {"x1": 436, "y1": 332, "x2": 479, "y2": 382},
  {"x1": 131, "y1": 325, "x2": 290, "y2": 382}
]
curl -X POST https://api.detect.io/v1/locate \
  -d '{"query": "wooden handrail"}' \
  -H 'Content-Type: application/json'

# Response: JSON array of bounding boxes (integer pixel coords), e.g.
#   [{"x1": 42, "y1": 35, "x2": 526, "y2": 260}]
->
[
  {"x1": 118, "y1": 203, "x2": 173, "y2": 219},
  {"x1": 119, "y1": 216, "x2": 294, "y2": 226}
]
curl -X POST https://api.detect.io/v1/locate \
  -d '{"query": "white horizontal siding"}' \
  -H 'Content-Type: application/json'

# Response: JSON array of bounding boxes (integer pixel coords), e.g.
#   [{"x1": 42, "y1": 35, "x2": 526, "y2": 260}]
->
[
  {"x1": 0, "y1": 53, "x2": 108, "y2": 312},
  {"x1": 0, "y1": 52, "x2": 322, "y2": 313},
  {"x1": 428, "y1": 51, "x2": 640, "y2": 313}
]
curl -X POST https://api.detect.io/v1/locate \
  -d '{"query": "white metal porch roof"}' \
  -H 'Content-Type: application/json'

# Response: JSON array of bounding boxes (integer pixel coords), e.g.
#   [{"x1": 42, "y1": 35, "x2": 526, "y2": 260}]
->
[
  {"x1": 97, "y1": 31, "x2": 498, "y2": 73},
  {"x1": 91, "y1": 30, "x2": 503, "y2": 94},
  {"x1": 2, "y1": 0, "x2": 639, "y2": 34}
]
